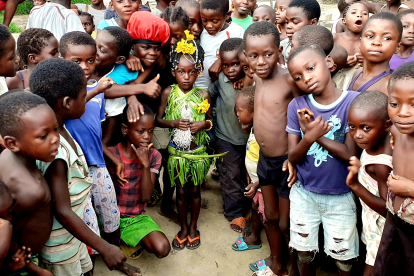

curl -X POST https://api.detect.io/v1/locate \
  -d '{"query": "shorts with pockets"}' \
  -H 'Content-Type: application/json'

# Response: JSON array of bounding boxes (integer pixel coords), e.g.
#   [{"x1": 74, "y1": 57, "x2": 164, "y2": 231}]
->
[{"x1": 257, "y1": 152, "x2": 290, "y2": 199}]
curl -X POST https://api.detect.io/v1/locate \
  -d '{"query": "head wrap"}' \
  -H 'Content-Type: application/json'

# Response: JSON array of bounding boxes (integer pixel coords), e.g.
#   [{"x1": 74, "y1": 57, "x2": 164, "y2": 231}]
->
[{"x1": 127, "y1": 11, "x2": 170, "y2": 46}]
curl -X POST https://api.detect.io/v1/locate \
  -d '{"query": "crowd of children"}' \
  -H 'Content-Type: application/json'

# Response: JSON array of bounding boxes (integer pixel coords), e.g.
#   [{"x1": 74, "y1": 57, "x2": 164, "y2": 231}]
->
[{"x1": 1, "y1": 0, "x2": 414, "y2": 275}]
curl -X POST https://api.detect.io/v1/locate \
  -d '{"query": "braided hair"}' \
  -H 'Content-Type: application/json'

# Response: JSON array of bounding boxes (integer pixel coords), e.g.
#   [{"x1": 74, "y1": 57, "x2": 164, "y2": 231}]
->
[
  {"x1": 170, "y1": 38, "x2": 204, "y2": 75},
  {"x1": 17, "y1": 28, "x2": 55, "y2": 65}
]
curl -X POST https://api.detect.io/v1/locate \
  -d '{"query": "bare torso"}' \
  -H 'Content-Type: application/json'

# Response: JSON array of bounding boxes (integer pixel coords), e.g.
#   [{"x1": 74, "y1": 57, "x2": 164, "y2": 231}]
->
[
  {"x1": 254, "y1": 68, "x2": 296, "y2": 157},
  {"x1": 0, "y1": 150, "x2": 52, "y2": 255},
  {"x1": 334, "y1": 32, "x2": 361, "y2": 58}
]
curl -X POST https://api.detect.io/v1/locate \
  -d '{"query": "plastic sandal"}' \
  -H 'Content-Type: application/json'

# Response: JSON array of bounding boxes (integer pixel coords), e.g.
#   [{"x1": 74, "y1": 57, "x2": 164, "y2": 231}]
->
[
  {"x1": 249, "y1": 259, "x2": 267, "y2": 272},
  {"x1": 232, "y1": 236, "x2": 262, "y2": 251},
  {"x1": 186, "y1": 230, "x2": 201, "y2": 250},
  {"x1": 252, "y1": 266, "x2": 282, "y2": 276},
  {"x1": 172, "y1": 234, "x2": 188, "y2": 251},
  {"x1": 230, "y1": 215, "x2": 250, "y2": 233}
]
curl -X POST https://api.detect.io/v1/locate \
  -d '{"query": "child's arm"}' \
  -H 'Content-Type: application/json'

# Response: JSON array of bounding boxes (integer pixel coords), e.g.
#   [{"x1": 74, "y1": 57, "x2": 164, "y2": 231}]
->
[
  {"x1": 104, "y1": 70, "x2": 160, "y2": 99},
  {"x1": 125, "y1": 54, "x2": 143, "y2": 73},
  {"x1": 86, "y1": 77, "x2": 114, "y2": 102},
  {"x1": 26, "y1": 261, "x2": 53, "y2": 276},
  {"x1": 8, "y1": 247, "x2": 29, "y2": 272},
  {"x1": 346, "y1": 156, "x2": 388, "y2": 217},
  {"x1": 387, "y1": 173, "x2": 414, "y2": 198},
  {"x1": 131, "y1": 145, "x2": 157, "y2": 203},
  {"x1": 209, "y1": 59, "x2": 222, "y2": 83},
  {"x1": 155, "y1": 87, "x2": 190, "y2": 130},
  {"x1": 190, "y1": 90, "x2": 212, "y2": 134},
  {"x1": 288, "y1": 116, "x2": 331, "y2": 165},
  {"x1": 44, "y1": 160, "x2": 126, "y2": 270},
  {"x1": 102, "y1": 143, "x2": 128, "y2": 186},
  {"x1": 0, "y1": 219, "x2": 12, "y2": 270}
]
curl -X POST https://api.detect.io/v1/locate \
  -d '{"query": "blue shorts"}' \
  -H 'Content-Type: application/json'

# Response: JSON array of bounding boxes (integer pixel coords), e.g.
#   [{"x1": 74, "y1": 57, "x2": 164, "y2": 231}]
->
[{"x1": 289, "y1": 182, "x2": 359, "y2": 261}]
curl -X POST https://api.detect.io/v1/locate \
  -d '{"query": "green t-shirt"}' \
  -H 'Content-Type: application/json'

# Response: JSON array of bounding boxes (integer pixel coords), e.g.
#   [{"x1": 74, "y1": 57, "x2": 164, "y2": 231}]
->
[{"x1": 231, "y1": 16, "x2": 252, "y2": 31}]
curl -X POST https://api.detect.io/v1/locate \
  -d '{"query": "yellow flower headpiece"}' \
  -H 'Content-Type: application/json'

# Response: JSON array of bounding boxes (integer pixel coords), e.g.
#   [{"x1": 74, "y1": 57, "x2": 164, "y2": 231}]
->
[{"x1": 176, "y1": 30, "x2": 196, "y2": 55}]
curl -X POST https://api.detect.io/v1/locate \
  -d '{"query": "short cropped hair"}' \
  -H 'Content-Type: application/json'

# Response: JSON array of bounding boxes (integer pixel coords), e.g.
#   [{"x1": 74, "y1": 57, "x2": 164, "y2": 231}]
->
[
  {"x1": 176, "y1": 0, "x2": 200, "y2": 9},
  {"x1": 102, "y1": 27, "x2": 133, "y2": 58},
  {"x1": 238, "y1": 40, "x2": 246, "y2": 55},
  {"x1": 78, "y1": 10, "x2": 94, "y2": 24},
  {"x1": 363, "y1": 12, "x2": 403, "y2": 42},
  {"x1": 239, "y1": 85, "x2": 255, "y2": 112},
  {"x1": 122, "y1": 103, "x2": 154, "y2": 125},
  {"x1": 397, "y1": 9, "x2": 414, "y2": 20},
  {"x1": 287, "y1": 44, "x2": 326, "y2": 65},
  {"x1": 17, "y1": 28, "x2": 55, "y2": 65},
  {"x1": 30, "y1": 59, "x2": 87, "y2": 108},
  {"x1": 295, "y1": 25, "x2": 334, "y2": 55},
  {"x1": 220, "y1": 38, "x2": 243, "y2": 55},
  {"x1": 388, "y1": 61, "x2": 414, "y2": 92},
  {"x1": 288, "y1": 0, "x2": 321, "y2": 22},
  {"x1": 200, "y1": 0, "x2": 229, "y2": 16},
  {"x1": 0, "y1": 91, "x2": 47, "y2": 138},
  {"x1": 60, "y1": 31, "x2": 96, "y2": 58},
  {"x1": 0, "y1": 24, "x2": 11, "y2": 58},
  {"x1": 329, "y1": 43, "x2": 348, "y2": 69},
  {"x1": 349, "y1": 90, "x2": 389, "y2": 122},
  {"x1": 244, "y1": 21, "x2": 280, "y2": 47},
  {"x1": 253, "y1": 5, "x2": 277, "y2": 22}
]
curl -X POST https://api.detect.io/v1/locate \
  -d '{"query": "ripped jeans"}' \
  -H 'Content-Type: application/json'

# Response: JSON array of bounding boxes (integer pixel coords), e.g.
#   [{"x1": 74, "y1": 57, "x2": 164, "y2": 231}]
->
[{"x1": 289, "y1": 181, "x2": 359, "y2": 261}]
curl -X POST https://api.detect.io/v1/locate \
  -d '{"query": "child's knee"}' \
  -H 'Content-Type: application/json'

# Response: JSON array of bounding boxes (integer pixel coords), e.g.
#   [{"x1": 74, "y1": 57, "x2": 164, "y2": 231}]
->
[
  {"x1": 279, "y1": 217, "x2": 289, "y2": 236},
  {"x1": 153, "y1": 238, "x2": 171, "y2": 259},
  {"x1": 334, "y1": 259, "x2": 354, "y2": 272},
  {"x1": 176, "y1": 187, "x2": 187, "y2": 201},
  {"x1": 264, "y1": 208, "x2": 279, "y2": 222},
  {"x1": 297, "y1": 250, "x2": 316, "y2": 265}
]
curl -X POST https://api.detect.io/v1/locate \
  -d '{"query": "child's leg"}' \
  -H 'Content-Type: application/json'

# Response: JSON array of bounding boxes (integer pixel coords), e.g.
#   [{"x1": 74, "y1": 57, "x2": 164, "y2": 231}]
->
[
  {"x1": 321, "y1": 192, "x2": 358, "y2": 276},
  {"x1": 244, "y1": 200, "x2": 262, "y2": 244},
  {"x1": 140, "y1": 231, "x2": 170, "y2": 258},
  {"x1": 216, "y1": 138, "x2": 248, "y2": 231},
  {"x1": 260, "y1": 185, "x2": 289, "y2": 275},
  {"x1": 363, "y1": 264, "x2": 374, "y2": 276},
  {"x1": 172, "y1": 179, "x2": 190, "y2": 249},
  {"x1": 159, "y1": 148, "x2": 179, "y2": 224},
  {"x1": 187, "y1": 183, "x2": 201, "y2": 248}
]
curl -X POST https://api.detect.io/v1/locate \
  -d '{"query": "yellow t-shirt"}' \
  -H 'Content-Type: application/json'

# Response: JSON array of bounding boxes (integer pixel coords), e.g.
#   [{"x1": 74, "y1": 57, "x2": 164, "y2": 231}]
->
[{"x1": 246, "y1": 128, "x2": 260, "y2": 163}]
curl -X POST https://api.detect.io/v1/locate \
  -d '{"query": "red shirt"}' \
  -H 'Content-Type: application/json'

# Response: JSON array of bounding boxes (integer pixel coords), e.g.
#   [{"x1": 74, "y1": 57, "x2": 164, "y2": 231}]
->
[{"x1": 109, "y1": 143, "x2": 161, "y2": 218}]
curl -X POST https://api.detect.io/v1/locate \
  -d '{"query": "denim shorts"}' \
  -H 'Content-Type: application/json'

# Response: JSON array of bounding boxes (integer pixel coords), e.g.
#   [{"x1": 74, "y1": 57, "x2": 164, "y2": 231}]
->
[{"x1": 289, "y1": 181, "x2": 359, "y2": 261}]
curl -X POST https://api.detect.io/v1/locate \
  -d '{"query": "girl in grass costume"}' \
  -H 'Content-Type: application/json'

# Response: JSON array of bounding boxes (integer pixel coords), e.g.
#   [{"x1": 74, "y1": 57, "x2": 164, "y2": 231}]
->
[{"x1": 156, "y1": 31, "x2": 224, "y2": 250}]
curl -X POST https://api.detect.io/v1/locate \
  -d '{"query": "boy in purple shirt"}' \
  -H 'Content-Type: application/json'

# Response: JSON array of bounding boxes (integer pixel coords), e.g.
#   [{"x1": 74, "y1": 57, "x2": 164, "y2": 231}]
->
[{"x1": 286, "y1": 45, "x2": 359, "y2": 276}]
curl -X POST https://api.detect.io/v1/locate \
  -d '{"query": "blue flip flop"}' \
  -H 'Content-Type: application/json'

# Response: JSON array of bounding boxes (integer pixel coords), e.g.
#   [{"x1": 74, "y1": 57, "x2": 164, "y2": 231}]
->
[
  {"x1": 232, "y1": 236, "x2": 262, "y2": 251},
  {"x1": 249, "y1": 259, "x2": 267, "y2": 272}
]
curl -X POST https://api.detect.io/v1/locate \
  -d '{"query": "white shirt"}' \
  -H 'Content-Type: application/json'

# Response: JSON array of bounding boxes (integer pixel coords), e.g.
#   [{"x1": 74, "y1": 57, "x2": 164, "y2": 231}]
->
[
  {"x1": 195, "y1": 22, "x2": 244, "y2": 89},
  {"x1": 26, "y1": 3, "x2": 85, "y2": 41},
  {"x1": 75, "y1": 4, "x2": 105, "y2": 26},
  {"x1": 0, "y1": 77, "x2": 8, "y2": 96}
]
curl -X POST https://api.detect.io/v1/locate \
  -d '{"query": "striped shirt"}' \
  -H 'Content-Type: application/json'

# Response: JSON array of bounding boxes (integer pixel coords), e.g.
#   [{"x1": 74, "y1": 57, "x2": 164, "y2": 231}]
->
[{"x1": 36, "y1": 128, "x2": 92, "y2": 264}]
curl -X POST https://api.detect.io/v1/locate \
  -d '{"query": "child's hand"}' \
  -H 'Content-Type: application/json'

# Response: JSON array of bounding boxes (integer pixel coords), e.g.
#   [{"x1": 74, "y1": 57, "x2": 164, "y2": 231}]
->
[
  {"x1": 356, "y1": 53, "x2": 364, "y2": 67},
  {"x1": 283, "y1": 160, "x2": 297, "y2": 187},
  {"x1": 390, "y1": 132, "x2": 394, "y2": 149},
  {"x1": 387, "y1": 173, "x2": 414, "y2": 197},
  {"x1": 97, "y1": 77, "x2": 115, "y2": 93},
  {"x1": 346, "y1": 156, "x2": 361, "y2": 189},
  {"x1": 244, "y1": 181, "x2": 259, "y2": 198},
  {"x1": 297, "y1": 108, "x2": 314, "y2": 134},
  {"x1": 190, "y1": 121, "x2": 206, "y2": 134},
  {"x1": 9, "y1": 246, "x2": 30, "y2": 272},
  {"x1": 143, "y1": 74, "x2": 161, "y2": 99},
  {"x1": 126, "y1": 54, "x2": 143, "y2": 72},
  {"x1": 174, "y1": 119, "x2": 190, "y2": 131},
  {"x1": 233, "y1": 78, "x2": 244, "y2": 90},
  {"x1": 113, "y1": 157, "x2": 128, "y2": 187},
  {"x1": 127, "y1": 97, "x2": 144, "y2": 123},
  {"x1": 131, "y1": 144, "x2": 150, "y2": 168},
  {"x1": 209, "y1": 59, "x2": 221, "y2": 82},
  {"x1": 101, "y1": 244, "x2": 127, "y2": 271},
  {"x1": 347, "y1": 55, "x2": 358, "y2": 68},
  {"x1": 304, "y1": 115, "x2": 331, "y2": 143}
]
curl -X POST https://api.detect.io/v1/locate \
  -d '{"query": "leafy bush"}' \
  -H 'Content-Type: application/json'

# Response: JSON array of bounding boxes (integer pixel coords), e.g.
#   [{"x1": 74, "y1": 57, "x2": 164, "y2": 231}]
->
[
  {"x1": 0, "y1": 13, "x2": 22, "y2": 33},
  {"x1": 71, "y1": 0, "x2": 92, "y2": 4},
  {"x1": 15, "y1": 0, "x2": 33, "y2": 15}
]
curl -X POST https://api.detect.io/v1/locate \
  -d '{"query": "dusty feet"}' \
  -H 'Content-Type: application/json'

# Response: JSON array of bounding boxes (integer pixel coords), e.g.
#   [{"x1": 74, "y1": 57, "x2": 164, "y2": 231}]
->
[
  {"x1": 117, "y1": 262, "x2": 141, "y2": 276},
  {"x1": 268, "y1": 255, "x2": 289, "y2": 276},
  {"x1": 233, "y1": 231, "x2": 261, "y2": 249},
  {"x1": 172, "y1": 230, "x2": 188, "y2": 250},
  {"x1": 230, "y1": 216, "x2": 249, "y2": 233},
  {"x1": 158, "y1": 208, "x2": 180, "y2": 225},
  {"x1": 186, "y1": 229, "x2": 200, "y2": 249}
]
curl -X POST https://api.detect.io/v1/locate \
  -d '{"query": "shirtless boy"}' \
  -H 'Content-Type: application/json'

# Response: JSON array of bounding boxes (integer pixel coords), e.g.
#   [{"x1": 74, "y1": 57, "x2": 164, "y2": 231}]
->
[
  {"x1": 0, "y1": 91, "x2": 59, "y2": 276},
  {"x1": 244, "y1": 21, "x2": 300, "y2": 276}
]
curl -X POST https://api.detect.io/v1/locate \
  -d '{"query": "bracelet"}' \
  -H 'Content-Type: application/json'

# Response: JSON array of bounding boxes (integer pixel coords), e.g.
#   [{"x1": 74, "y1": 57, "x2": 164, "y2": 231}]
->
[{"x1": 206, "y1": 120, "x2": 213, "y2": 131}]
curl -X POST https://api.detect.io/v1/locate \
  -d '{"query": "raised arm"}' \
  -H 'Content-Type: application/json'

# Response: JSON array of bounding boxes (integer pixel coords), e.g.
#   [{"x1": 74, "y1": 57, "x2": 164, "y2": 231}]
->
[{"x1": 316, "y1": 132, "x2": 359, "y2": 163}]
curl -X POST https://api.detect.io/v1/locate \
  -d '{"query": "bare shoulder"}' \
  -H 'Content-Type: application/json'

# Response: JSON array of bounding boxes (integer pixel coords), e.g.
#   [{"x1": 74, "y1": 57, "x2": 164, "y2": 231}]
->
[
  {"x1": 352, "y1": 67, "x2": 363, "y2": 80},
  {"x1": 198, "y1": 89, "x2": 209, "y2": 98},
  {"x1": 5, "y1": 74, "x2": 23, "y2": 90},
  {"x1": 162, "y1": 86, "x2": 172, "y2": 97}
]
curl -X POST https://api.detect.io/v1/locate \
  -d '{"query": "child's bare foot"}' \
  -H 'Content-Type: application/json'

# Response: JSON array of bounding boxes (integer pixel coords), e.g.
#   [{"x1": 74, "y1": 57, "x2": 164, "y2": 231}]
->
[
  {"x1": 172, "y1": 230, "x2": 188, "y2": 250},
  {"x1": 250, "y1": 256, "x2": 272, "y2": 272},
  {"x1": 117, "y1": 262, "x2": 141, "y2": 276},
  {"x1": 186, "y1": 228, "x2": 200, "y2": 250},
  {"x1": 158, "y1": 208, "x2": 179, "y2": 225},
  {"x1": 269, "y1": 255, "x2": 289, "y2": 276},
  {"x1": 230, "y1": 216, "x2": 249, "y2": 233}
]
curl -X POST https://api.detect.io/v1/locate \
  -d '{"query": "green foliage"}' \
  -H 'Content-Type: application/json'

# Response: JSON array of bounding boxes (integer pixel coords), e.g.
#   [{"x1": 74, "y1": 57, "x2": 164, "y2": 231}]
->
[
  {"x1": 71, "y1": 0, "x2": 92, "y2": 4},
  {"x1": 15, "y1": 1, "x2": 33, "y2": 15},
  {"x1": 0, "y1": 12, "x2": 22, "y2": 33}
]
